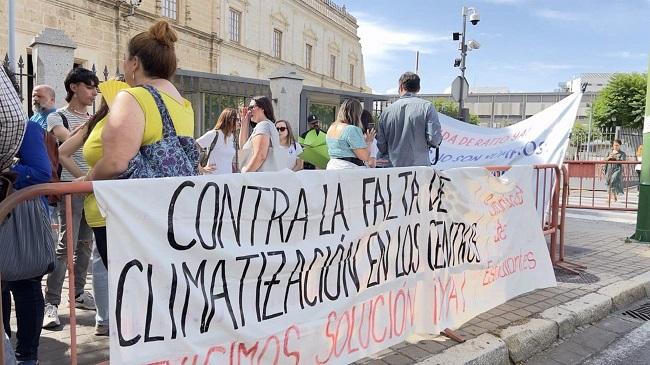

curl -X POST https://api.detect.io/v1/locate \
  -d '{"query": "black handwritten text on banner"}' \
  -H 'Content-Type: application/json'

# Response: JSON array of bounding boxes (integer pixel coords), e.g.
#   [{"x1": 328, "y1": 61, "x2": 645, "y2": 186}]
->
[{"x1": 93, "y1": 166, "x2": 556, "y2": 364}]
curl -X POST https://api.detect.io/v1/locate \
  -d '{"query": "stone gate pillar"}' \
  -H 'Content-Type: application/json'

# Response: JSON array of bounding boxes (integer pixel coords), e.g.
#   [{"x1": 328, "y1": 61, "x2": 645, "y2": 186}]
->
[
  {"x1": 30, "y1": 28, "x2": 76, "y2": 109},
  {"x1": 269, "y1": 66, "x2": 304, "y2": 133}
]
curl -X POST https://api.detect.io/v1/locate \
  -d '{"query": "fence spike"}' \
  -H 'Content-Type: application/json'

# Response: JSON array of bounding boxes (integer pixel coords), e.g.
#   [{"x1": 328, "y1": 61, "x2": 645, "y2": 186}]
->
[
  {"x1": 91, "y1": 63, "x2": 97, "y2": 74},
  {"x1": 103, "y1": 65, "x2": 109, "y2": 81},
  {"x1": 17, "y1": 55, "x2": 24, "y2": 69}
]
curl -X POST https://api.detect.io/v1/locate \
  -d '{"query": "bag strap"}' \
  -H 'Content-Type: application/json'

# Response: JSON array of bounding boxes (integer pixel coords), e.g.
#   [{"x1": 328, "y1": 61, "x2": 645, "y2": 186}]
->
[
  {"x1": 206, "y1": 131, "x2": 219, "y2": 158},
  {"x1": 140, "y1": 84, "x2": 178, "y2": 138},
  {"x1": 58, "y1": 111, "x2": 69, "y2": 129}
]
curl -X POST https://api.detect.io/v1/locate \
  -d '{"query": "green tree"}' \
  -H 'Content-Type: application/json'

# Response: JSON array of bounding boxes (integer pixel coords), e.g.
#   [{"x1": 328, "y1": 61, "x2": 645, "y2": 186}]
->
[
  {"x1": 592, "y1": 73, "x2": 647, "y2": 129},
  {"x1": 570, "y1": 122, "x2": 602, "y2": 146},
  {"x1": 431, "y1": 98, "x2": 480, "y2": 125}
]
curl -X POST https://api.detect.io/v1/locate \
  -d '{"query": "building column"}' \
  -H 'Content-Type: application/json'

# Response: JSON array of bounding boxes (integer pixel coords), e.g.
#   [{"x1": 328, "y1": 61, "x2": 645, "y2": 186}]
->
[
  {"x1": 269, "y1": 66, "x2": 304, "y2": 133},
  {"x1": 30, "y1": 28, "x2": 76, "y2": 109}
]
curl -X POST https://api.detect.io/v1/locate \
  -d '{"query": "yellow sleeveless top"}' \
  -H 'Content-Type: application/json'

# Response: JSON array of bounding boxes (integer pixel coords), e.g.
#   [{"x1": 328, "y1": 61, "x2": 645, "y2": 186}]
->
[{"x1": 83, "y1": 87, "x2": 194, "y2": 227}]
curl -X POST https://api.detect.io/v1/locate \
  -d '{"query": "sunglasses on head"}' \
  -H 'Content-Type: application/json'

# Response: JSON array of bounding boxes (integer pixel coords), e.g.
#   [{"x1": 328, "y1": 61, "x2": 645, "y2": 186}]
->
[{"x1": 277, "y1": 127, "x2": 287, "y2": 132}]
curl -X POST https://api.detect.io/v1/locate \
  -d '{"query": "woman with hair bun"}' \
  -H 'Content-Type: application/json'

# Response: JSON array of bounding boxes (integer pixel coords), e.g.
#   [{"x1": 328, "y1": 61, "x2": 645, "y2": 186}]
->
[{"x1": 87, "y1": 20, "x2": 196, "y2": 267}]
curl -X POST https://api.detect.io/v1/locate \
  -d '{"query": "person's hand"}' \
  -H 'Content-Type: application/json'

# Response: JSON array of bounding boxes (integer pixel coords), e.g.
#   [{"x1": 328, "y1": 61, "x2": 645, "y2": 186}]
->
[
  {"x1": 365, "y1": 128, "x2": 376, "y2": 144},
  {"x1": 240, "y1": 106, "x2": 251, "y2": 125},
  {"x1": 200, "y1": 164, "x2": 216, "y2": 173}
]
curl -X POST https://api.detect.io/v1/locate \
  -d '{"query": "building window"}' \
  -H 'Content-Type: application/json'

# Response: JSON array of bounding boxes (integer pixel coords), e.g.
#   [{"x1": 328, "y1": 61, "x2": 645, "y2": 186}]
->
[
  {"x1": 161, "y1": 0, "x2": 177, "y2": 20},
  {"x1": 305, "y1": 44, "x2": 313, "y2": 70},
  {"x1": 229, "y1": 9, "x2": 241, "y2": 43},
  {"x1": 330, "y1": 55, "x2": 336, "y2": 78},
  {"x1": 349, "y1": 64, "x2": 354, "y2": 85},
  {"x1": 272, "y1": 29, "x2": 282, "y2": 59}
]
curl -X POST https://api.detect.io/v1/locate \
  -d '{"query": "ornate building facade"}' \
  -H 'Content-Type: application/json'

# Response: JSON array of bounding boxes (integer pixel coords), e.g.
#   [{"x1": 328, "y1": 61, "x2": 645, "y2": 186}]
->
[{"x1": 0, "y1": 0, "x2": 367, "y2": 92}]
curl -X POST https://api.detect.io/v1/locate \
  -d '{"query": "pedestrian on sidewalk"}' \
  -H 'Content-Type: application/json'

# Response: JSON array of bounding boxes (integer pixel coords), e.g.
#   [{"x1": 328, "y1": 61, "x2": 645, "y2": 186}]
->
[
  {"x1": 277, "y1": 120, "x2": 303, "y2": 171},
  {"x1": 238, "y1": 96, "x2": 288, "y2": 172},
  {"x1": 1, "y1": 63, "x2": 48, "y2": 365},
  {"x1": 2, "y1": 120, "x2": 52, "y2": 364},
  {"x1": 86, "y1": 20, "x2": 197, "y2": 271},
  {"x1": 300, "y1": 115, "x2": 325, "y2": 170},
  {"x1": 0, "y1": 64, "x2": 26, "y2": 174},
  {"x1": 58, "y1": 86, "x2": 127, "y2": 336},
  {"x1": 360, "y1": 109, "x2": 378, "y2": 168},
  {"x1": 604, "y1": 139, "x2": 626, "y2": 203},
  {"x1": 196, "y1": 108, "x2": 238, "y2": 175},
  {"x1": 325, "y1": 99, "x2": 375, "y2": 170},
  {"x1": 30, "y1": 85, "x2": 56, "y2": 130},
  {"x1": 43, "y1": 68, "x2": 98, "y2": 329},
  {"x1": 376, "y1": 72, "x2": 442, "y2": 167}
]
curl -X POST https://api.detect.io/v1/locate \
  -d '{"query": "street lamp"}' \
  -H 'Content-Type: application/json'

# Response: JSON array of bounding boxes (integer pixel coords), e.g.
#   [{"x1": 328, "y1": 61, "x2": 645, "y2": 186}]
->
[{"x1": 453, "y1": 6, "x2": 480, "y2": 122}]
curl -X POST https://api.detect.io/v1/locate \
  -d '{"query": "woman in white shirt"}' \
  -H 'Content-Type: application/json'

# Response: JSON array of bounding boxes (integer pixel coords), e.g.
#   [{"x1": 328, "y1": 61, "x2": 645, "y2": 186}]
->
[
  {"x1": 196, "y1": 108, "x2": 238, "y2": 175},
  {"x1": 276, "y1": 119, "x2": 303, "y2": 171}
]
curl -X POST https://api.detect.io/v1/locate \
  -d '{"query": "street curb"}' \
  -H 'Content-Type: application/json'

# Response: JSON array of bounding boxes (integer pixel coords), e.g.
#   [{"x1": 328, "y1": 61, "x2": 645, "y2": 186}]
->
[
  {"x1": 498, "y1": 318, "x2": 558, "y2": 363},
  {"x1": 597, "y1": 281, "x2": 646, "y2": 311},
  {"x1": 557, "y1": 293, "x2": 612, "y2": 327},
  {"x1": 417, "y1": 333, "x2": 509, "y2": 365},
  {"x1": 539, "y1": 306, "x2": 577, "y2": 338},
  {"x1": 414, "y1": 271, "x2": 650, "y2": 365}
]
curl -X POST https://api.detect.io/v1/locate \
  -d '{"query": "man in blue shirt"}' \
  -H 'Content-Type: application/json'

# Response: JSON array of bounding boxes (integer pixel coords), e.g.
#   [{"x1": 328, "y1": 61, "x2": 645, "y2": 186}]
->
[
  {"x1": 377, "y1": 72, "x2": 443, "y2": 167},
  {"x1": 29, "y1": 84, "x2": 56, "y2": 130},
  {"x1": 11, "y1": 120, "x2": 52, "y2": 188}
]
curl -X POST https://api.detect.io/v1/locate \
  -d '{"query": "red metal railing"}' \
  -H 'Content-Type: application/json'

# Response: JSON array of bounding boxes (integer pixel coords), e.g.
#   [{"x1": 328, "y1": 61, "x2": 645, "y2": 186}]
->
[
  {"x1": 0, "y1": 182, "x2": 92, "y2": 365},
  {"x1": 484, "y1": 164, "x2": 565, "y2": 266},
  {"x1": 564, "y1": 160, "x2": 640, "y2": 211}
]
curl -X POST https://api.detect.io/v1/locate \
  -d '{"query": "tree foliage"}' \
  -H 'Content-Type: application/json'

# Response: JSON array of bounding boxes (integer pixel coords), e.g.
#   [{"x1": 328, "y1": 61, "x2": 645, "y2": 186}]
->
[
  {"x1": 431, "y1": 98, "x2": 480, "y2": 125},
  {"x1": 570, "y1": 122, "x2": 602, "y2": 146},
  {"x1": 592, "y1": 73, "x2": 646, "y2": 129}
]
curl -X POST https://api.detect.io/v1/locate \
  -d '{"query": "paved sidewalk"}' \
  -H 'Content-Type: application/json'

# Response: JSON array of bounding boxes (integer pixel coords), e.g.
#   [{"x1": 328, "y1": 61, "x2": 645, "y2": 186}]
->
[
  {"x1": 356, "y1": 217, "x2": 649, "y2": 365},
  {"x1": 524, "y1": 312, "x2": 646, "y2": 365},
  {"x1": 4, "y1": 217, "x2": 647, "y2": 364}
]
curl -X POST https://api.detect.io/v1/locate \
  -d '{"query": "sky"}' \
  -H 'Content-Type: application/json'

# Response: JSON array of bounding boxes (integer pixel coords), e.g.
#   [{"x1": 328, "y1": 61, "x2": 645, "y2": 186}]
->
[{"x1": 341, "y1": 0, "x2": 650, "y2": 94}]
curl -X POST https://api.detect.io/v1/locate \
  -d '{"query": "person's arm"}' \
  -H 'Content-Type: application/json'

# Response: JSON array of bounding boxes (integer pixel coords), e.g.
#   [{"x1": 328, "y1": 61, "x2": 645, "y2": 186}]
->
[
  {"x1": 292, "y1": 144, "x2": 304, "y2": 171},
  {"x1": 241, "y1": 134, "x2": 270, "y2": 172},
  {"x1": 47, "y1": 113, "x2": 70, "y2": 142},
  {"x1": 58, "y1": 125, "x2": 87, "y2": 178},
  {"x1": 349, "y1": 126, "x2": 373, "y2": 161},
  {"x1": 426, "y1": 104, "x2": 443, "y2": 148},
  {"x1": 88, "y1": 91, "x2": 145, "y2": 180},
  {"x1": 238, "y1": 107, "x2": 251, "y2": 150},
  {"x1": 11, "y1": 122, "x2": 52, "y2": 189}
]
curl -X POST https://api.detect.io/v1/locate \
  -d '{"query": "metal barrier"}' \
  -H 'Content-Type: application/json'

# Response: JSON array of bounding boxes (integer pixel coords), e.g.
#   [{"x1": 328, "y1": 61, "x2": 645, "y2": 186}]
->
[
  {"x1": 484, "y1": 164, "x2": 567, "y2": 267},
  {"x1": 556, "y1": 164, "x2": 587, "y2": 274},
  {"x1": 0, "y1": 181, "x2": 92, "y2": 365},
  {"x1": 564, "y1": 160, "x2": 640, "y2": 211},
  {"x1": 0, "y1": 166, "x2": 569, "y2": 364}
]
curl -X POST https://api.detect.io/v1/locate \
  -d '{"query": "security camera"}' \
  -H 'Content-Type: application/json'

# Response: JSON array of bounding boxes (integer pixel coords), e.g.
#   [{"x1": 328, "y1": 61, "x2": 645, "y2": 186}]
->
[
  {"x1": 467, "y1": 40, "x2": 481, "y2": 50},
  {"x1": 129, "y1": 0, "x2": 142, "y2": 6},
  {"x1": 470, "y1": 12, "x2": 480, "y2": 25}
]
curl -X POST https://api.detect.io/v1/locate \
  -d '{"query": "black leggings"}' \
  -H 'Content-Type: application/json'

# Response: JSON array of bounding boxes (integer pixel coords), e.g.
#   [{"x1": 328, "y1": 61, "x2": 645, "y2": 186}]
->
[{"x1": 93, "y1": 226, "x2": 108, "y2": 269}]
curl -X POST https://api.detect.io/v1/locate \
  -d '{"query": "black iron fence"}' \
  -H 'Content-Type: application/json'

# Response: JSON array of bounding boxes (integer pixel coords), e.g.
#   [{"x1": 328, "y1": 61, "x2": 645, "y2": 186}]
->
[
  {"x1": 3, "y1": 52, "x2": 121, "y2": 116},
  {"x1": 3, "y1": 53, "x2": 35, "y2": 116}
]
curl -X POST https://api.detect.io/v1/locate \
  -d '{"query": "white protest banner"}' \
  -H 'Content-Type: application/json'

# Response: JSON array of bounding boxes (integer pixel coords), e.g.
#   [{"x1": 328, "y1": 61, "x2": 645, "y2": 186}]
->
[
  {"x1": 94, "y1": 166, "x2": 556, "y2": 364},
  {"x1": 433, "y1": 92, "x2": 582, "y2": 169}
]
